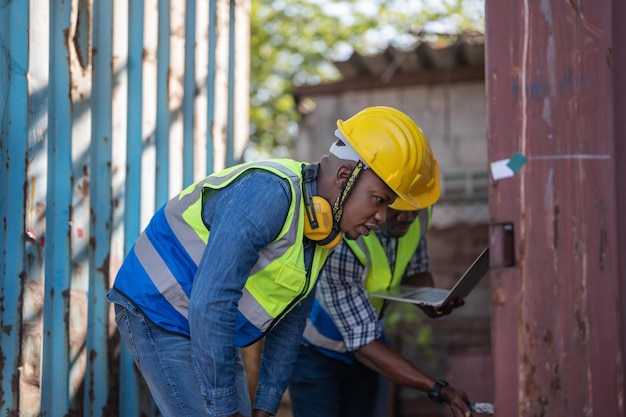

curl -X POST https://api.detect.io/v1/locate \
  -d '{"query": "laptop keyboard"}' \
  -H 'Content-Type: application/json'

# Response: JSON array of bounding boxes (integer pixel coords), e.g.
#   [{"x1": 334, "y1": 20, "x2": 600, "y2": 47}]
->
[{"x1": 410, "y1": 288, "x2": 449, "y2": 303}]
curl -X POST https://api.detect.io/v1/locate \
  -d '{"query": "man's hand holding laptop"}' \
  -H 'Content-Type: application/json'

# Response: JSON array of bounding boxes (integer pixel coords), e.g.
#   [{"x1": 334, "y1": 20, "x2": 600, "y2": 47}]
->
[{"x1": 419, "y1": 297, "x2": 465, "y2": 318}]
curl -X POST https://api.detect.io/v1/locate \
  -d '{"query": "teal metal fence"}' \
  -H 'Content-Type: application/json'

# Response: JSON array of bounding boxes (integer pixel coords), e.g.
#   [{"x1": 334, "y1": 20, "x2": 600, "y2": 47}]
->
[{"x1": 0, "y1": 0, "x2": 249, "y2": 415}]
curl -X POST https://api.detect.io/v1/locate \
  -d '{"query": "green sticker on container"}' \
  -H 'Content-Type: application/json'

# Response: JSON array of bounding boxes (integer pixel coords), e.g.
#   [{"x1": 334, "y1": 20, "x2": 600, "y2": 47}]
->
[{"x1": 506, "y1": 151, "x2": 527, "y2": 173}]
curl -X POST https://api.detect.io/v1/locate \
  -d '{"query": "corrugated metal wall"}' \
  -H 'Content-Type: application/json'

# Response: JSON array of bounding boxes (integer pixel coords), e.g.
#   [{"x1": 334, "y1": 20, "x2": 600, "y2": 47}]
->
[
  {"x1": 0, "y1": 0, "x2": 250, "y2": 415},
  {"x1": 486, "y1": 1, "x2": 626, "y2": 416}
]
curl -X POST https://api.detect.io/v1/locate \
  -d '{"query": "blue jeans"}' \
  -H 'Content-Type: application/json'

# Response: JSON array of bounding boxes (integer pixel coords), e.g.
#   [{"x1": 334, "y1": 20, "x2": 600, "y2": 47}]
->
[
  {"x1": 112, "y1": 298, "x2": 251, "y2": 417},
  {"x1": 288, "y1": 343, "x2": 379, "y2": 417}
]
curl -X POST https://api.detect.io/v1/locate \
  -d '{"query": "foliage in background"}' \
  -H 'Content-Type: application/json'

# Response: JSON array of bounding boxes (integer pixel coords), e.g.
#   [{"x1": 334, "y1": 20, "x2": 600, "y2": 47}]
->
[
  {"x1": 248, "y1": 0, "x2": 485, "y2": 158},
  {"x1": 385, "y1": 301, "x2": 435, "y2": 356}
]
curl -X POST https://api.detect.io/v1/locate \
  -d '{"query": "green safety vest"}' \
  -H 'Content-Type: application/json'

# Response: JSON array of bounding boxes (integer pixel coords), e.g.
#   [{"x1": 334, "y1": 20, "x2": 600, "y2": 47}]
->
[
  {"x1": 122, "y1": 159, "x2": 330, "y2": 344},
  {"x1": 345, "y1": 206, "x2": 432, "y2": 311}
]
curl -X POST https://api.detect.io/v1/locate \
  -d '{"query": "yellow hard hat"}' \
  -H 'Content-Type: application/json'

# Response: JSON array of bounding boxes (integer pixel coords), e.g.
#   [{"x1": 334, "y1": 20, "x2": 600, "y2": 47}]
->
[{"x1": 336, "y1": 106, "x2": 441, "y2": 210}]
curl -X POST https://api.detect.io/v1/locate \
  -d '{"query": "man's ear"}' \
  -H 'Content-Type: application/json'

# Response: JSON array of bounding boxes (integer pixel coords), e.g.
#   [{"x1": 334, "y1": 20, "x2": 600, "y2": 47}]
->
[{"x1": 335, "y1": 164, "x2": 354, "y2": 187}]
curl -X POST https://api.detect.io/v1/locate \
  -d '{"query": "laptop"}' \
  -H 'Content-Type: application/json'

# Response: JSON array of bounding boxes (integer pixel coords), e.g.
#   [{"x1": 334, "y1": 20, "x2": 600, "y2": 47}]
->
[{"x1": 370, "y1": 247, "x2": 490, "y2": 307}]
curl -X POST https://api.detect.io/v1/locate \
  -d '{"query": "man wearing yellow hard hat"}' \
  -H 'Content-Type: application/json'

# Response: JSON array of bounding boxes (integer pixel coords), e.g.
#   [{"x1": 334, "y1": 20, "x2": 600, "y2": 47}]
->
[
  {"x1": 108, "y1": 106, "x2": 474, "y2": 417},
  {"x1": 289, "y1": 107, "x2": 476, "y2": 417}
]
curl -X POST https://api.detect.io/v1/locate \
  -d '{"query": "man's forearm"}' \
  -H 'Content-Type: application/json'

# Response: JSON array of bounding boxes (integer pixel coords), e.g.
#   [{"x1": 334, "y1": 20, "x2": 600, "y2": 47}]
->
[{"x1": 354, "y1": 338, "x2": 436, "y2": 393}]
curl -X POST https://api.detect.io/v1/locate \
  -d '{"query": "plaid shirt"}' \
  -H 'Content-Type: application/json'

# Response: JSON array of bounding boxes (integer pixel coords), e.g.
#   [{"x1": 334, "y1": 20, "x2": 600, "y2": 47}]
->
[{"x1": 316, "y1": 232, "x2": 429, "y2": 351}]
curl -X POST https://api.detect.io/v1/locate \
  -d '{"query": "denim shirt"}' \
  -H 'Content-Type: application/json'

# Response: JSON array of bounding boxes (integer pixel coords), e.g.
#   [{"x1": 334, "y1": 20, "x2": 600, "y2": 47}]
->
[{"x1": 190, "y1": 171, "x2": 316, "y2": 416}]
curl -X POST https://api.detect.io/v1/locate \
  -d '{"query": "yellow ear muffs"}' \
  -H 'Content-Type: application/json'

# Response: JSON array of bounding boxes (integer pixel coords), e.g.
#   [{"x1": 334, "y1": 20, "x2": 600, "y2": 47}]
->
[
  {"x1": 303, "y1": 196, "x2": 333, "y2": 240},
  {"x1": 316, "y1": 229, "x2": 343, "y2": 249},
  {"x1": 303, "y1": 196, "x2": 343, "y2": 248},
  {"x1": 302, "y1": 164, "x2": 344, "y2": 249}
]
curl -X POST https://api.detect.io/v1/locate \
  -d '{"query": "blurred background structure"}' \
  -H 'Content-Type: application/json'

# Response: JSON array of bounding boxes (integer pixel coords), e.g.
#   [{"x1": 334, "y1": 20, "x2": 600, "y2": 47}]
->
[{"x1": 2, "y1": 1, "x2": 625, "y2": 417}]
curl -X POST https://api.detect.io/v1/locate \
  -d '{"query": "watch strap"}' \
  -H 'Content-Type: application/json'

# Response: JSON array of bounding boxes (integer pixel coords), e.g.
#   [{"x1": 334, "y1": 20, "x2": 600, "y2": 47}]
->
[{"x1": 428, "y1": 379, "x2": 449, "y2": 403}]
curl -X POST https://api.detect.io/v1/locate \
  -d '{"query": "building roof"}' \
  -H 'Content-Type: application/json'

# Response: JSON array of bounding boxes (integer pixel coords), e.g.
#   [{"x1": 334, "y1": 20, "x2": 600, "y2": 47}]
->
[{"x1": 295, "y1": 32, "x2": 485, "y2": 101}]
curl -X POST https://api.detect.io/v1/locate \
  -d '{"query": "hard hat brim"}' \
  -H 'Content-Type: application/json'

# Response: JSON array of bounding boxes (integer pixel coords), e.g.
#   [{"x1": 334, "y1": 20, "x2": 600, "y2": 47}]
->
[{"x1": 389, "y1": 160, "x2": 441, "y2": 210}]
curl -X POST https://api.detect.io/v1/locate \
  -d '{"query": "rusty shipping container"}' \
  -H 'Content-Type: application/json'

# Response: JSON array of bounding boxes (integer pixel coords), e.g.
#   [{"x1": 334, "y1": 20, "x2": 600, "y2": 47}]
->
[
  {"x1": 0, "y1": 0, "x2": 250, "y2": 415},
  {"x1": 486, "y1": 1, "x2": 626, "y2": 416}
]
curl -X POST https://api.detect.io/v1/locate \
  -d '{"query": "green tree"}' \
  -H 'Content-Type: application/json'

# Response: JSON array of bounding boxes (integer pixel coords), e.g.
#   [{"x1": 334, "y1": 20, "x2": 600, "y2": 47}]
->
[{"x1": 248, "y1": 0, "x2": 484, "y2": 158}]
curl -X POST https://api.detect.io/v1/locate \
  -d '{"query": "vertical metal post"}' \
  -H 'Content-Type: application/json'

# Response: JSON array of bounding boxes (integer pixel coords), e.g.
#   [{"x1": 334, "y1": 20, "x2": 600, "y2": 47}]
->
[
  {"x1": 225, "y1": 0, "x2": 236, "y2": 167},
  {"x1": 41, "y1": 0, "x2": 72, "y2": 413},
  {"x1": 613, "y1": 0, "x2": 626, "y2": 407},
  {"x1": 155, "y1": 0, "x2": 171, "y2": 206},
  {"x1": 0, "y1": 1, "x2": 28, "y2": 414},
  {"x1": 87, "y1": 1, "x2": 114, "y2": 414},
  {"x1": 183, "y1": 0, "x2": 197, "y2": 185},
  {"x1": 206, "y1": 0, "x2": 217, "y2": 174},
  {"x1": 120, "y1": 1, "x2": 145, "y2": 416}
]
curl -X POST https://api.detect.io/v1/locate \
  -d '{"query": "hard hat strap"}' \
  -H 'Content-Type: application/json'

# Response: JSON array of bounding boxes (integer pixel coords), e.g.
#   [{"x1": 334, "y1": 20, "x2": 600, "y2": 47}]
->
[{"x1": 332, "y1": 160, "x2": 367, "y2": 225}]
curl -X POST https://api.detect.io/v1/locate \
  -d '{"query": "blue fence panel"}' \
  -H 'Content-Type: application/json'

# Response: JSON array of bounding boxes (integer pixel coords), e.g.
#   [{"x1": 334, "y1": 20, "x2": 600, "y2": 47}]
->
[{"x1": 0, "y1": 0, "x2": 249, "y2": 415}]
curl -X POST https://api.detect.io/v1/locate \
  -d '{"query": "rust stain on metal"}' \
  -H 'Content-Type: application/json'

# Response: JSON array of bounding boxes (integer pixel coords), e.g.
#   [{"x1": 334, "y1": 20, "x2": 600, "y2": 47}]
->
[
  {"x1": 0, "y1": 351, "x2": 4, "y2": 407},
  {"x1": 0, "y1": 350, "x2": 7, "y2": 407},
  {"x1": 10, "y1": 371, "x2": 19, "y2": 411},
  {"x1": 88, "y1": 348, "x2": 98, "y2": 404},
  {"x1": 63, "y1": 27, "x2": 71, "y2": 64},
  {"x1": 599, "y1": 225, "x2": 607, "y2": 271},
  {"x1": 520, "y1": 328, "x2": 557, "y2": 416},
  {"x1": 63, "y1": 288, "x2": 71, "y2": 332},
  {"x1": 552, "y1": 205, "x2": 559, "y2": 250},
  {"x1": 594, "y1": 191, "x2": 608, "y2": 272},
  {"x1": 26, "y1": 251, "x2": 36, "y2": 271},
  {"x1": 550, "y1": 362, "x2": 561, "y2": 395},
  {"x1": 77, "y1": 176, "x2": 90, "y2": 198},
  {"x1": 575, "y1": 309, "x2": 588, "y2": 343},
  {"x1": 494, "y1": 287, "x2": 507, "y2": 305},
  {"x1": 542, "y1": 329, "x2": 553, "y2": 346},
  {"x1": 0, "y1": 268, "x2": 25, "y2": 411},
  {"x1": 521, "y1": 357, "x2": 542, "y2": 414}
]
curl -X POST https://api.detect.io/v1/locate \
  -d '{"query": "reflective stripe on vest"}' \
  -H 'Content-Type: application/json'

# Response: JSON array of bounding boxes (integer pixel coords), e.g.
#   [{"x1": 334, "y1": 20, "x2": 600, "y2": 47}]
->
[
  {"x1": 129, "y1": 159, "x2": 329, "y2": 340},
  {"x1": 303, "y1": 318, "x2": 348, "y2": 353},
  {"x1": 134, "y1": 232, "x2": 190, "y2": 317}
]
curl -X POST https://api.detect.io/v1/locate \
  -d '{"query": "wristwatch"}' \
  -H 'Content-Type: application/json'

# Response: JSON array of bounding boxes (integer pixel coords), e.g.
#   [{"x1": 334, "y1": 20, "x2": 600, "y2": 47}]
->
[{"x1": 428, "y1": 379, "x2": 449, "y2": 403}]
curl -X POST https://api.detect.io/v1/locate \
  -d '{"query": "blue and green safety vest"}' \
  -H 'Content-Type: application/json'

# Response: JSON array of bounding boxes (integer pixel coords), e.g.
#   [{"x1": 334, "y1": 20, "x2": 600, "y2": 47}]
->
[{"x1": 113, "y1": 159, "x2": 330, "y2": 347}]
